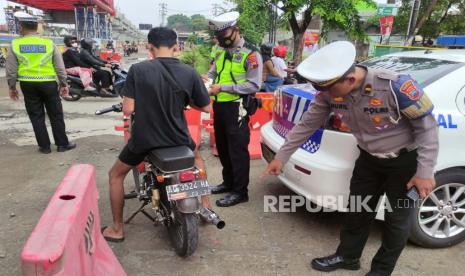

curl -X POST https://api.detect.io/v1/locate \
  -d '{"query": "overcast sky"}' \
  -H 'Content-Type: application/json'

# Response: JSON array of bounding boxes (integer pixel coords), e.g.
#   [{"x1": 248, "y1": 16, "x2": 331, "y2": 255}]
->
[{"x1": 0, "y1": 0, "x2": 388, "y2": 26}]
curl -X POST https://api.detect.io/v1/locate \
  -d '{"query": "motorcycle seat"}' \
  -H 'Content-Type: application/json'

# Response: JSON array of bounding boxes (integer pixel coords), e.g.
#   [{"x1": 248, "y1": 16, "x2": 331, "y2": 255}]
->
[
  {"x1": 67, "y1": 75, "x2": 82, "y2": 84},
  {"x1": 148, "y1": 146, "x2": 195, "y2": 172}
]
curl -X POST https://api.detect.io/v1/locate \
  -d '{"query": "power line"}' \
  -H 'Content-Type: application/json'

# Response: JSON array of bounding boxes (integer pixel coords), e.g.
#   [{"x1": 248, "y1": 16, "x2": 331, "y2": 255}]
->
[{"x1": 166, "y1": 8, "x2": 213, "y2": 14}]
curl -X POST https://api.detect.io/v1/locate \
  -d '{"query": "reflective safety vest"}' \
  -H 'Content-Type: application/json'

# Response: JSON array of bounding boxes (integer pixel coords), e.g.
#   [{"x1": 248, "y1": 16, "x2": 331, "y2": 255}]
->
[
  {"x1": 210, "y1": 45, "x2": 218, "y2": 60},
  {"x1": 213, "y1": 47, "x2": 250, "y2": 102},
  {"x1": 11, "y1": 37, "x2": 57, "y2": 82}
]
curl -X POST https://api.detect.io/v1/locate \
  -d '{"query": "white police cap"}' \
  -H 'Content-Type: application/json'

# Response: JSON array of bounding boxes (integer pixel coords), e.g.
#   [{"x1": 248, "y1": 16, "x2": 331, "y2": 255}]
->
[
  {"x1": 297, "y1": 41, "x2": 356, "y2": 88},
  {"x1": 209, "y1": 11, "x2": 240, "y2": 32},
  {"x1": 14, "y1": 11, "x2": 38, "y2": 22}
]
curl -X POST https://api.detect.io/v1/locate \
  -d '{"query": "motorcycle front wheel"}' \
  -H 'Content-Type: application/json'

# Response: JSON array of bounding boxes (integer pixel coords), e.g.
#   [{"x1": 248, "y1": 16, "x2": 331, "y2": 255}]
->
[{"x1": 168, "y1": 207, "x2": 199, "y2": 257}]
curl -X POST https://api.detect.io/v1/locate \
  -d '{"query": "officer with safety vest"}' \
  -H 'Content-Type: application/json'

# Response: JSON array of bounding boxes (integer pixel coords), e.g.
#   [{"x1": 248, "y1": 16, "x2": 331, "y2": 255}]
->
[
  {"x1": 208, "y1": 12, "x2": 263, "y2": 207},
  {"x1": 263, "y1": 41, "x2": 439, "y2": 275},
  {"x1": 6, "y1": 12, "x2": 75, "y2": 154},
  {"x1": 209, "y1": 36, "x2": 219, "y2": 69}
]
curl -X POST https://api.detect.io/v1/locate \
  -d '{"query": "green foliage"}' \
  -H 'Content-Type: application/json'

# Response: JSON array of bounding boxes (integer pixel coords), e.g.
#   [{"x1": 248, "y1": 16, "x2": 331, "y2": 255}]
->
[
  {"x1": 233, "y1": 0, "x2": 271, "y2": 45},
  {"x1": 167, "y1": 14, "x2": 209, "y2": 32},
  {"x1": 231, "y1": 0, "x2": 374, "y2": 62},
  {"x1": 179, "y1": 44, "x2": 211, "y2": 74},
  {"x1": 394, "y1": 0, "x2": 465, "y2": 39},
  {"x1": 167, "y1": 14, "x2": 192, "y2": 30},
  {"x1": 186, "y1": 33, "x2": 199, "y2": 44},
  {"x1": 191, "y1": 14, "x2": 209, "y2": 32}
]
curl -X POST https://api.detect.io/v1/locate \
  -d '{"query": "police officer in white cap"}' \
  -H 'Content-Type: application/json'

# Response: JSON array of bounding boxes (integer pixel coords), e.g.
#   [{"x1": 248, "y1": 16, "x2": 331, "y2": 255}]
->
[
  {"x1": 208, "y1": 11, "x2": 263, "y2": 207},
  {"x1": 263, "y1": 41, "x2": 439, "y2": 275},
  {"x1": 6, "y1": 11, "x2": 75, "y2": 154}
]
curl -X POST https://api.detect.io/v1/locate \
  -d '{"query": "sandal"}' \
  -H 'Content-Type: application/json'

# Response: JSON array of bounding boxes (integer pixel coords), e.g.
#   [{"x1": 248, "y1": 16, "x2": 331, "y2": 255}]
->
[{"x1": 101, "y1": 226, "x2": 125, "y2": 243}]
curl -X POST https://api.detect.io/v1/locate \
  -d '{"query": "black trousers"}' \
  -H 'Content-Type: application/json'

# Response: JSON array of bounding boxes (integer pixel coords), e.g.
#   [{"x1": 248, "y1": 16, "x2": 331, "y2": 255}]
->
[
  {"x1": 336, "y1": 147, "x2": 417, "y2": 275},
  {"x1": 213, "y1": 101, "x2": 250, "y2": 195},
  {"x1": 20, "y1": 81, "x2": 69, "y2": 148},
  {"x1": 93, "y1": 69, "x2": 112, "y2": 88}
]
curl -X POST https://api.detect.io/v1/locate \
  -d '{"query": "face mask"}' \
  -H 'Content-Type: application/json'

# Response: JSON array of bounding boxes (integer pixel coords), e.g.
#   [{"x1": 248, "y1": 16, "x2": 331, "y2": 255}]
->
[
  {"x1": 71, "y1": 42, "x2": 78, "y2": 48},
  {"x1": 217, "y1": 30, "x2": 237, "y2": 48}
]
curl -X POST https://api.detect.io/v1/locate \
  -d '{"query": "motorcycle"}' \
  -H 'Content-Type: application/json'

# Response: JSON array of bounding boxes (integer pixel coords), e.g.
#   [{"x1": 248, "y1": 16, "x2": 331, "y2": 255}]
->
[
  {"x1": 123, "y1": 44, "x2": 131, "y2": 57},
  {"x1": 63, "y1": 63, "x2": 128, "y2": 102},
  {"x1": 95, "y1": 104, "x2": 225, "y2": 257}
]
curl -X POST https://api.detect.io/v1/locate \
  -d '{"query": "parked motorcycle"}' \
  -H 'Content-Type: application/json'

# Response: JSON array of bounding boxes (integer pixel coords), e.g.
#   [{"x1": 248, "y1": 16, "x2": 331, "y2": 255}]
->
[
  {"x1": 63, "y1": 63, "x2": 127, "y2": 102},
  {"x1": 95, "y1": 104, "x2": 225, "y2": 257}
]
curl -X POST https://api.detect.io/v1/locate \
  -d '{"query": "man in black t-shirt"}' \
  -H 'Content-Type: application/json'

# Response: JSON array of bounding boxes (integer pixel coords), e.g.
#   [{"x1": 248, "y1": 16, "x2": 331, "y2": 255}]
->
[{"x1": 102, "y1": 27, "x2": 211, "y2": 242}]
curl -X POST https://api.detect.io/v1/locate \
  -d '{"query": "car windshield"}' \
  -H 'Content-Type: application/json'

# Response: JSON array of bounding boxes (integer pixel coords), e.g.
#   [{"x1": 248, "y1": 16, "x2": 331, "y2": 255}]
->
[{"x1": 361, "y1": 56, "x2": 463, "y2": 86}]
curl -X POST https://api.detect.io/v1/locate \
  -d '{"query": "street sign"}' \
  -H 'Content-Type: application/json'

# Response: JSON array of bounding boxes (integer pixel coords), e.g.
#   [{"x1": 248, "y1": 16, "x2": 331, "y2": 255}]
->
[
  {"x1": 377, "y1": 6, "x2": 398, "y2": 16},
  {"x1": 139, "y1": 24, "x2": 152, "y2": 30}
]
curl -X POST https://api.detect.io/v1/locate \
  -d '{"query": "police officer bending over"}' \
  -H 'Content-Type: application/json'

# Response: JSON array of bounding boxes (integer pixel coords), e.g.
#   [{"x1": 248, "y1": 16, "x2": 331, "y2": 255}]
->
[
  {"x1": 208, "y1": 12, "x2": 263, "y2": 207},
  {"x1": 263, "y1": 41, "x2": 439, "y2": 276},
  {"x1": 6, "y1": 12, "x2": 75, "y2": 154}
]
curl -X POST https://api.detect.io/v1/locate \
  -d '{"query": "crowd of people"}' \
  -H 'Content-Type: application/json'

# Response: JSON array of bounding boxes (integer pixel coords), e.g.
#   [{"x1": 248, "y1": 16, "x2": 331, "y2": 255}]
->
[{"x1": 6, "y1": 9, "x2": 439, "y2": 276}]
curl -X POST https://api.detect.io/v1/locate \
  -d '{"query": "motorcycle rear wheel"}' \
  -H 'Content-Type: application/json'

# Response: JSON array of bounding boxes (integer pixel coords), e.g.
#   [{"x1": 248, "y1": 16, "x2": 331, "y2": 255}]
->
[{"x1": 168, "y1": 207, "x2": 198, "y2": 257}]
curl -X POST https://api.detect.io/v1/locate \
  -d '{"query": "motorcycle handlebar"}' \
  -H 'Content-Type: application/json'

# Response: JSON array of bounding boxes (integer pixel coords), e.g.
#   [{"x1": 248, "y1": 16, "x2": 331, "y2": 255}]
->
[{"x1": 95, "y1": 103, "x2": 122, "y2": 115}]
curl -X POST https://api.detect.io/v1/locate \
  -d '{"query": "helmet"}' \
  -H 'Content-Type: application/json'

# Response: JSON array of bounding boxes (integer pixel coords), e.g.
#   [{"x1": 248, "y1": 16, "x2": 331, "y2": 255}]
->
[
  {"x1": 260, "y1": 43, "x2": 273, "y2": 56},
  {"x1": 273, "y1": 45, "x2": 287, "y2": 58},
  {"x1": 80, "y1": 38, "x2": 95, "y2": 51},
  {"x1": 64, "y1": 35, "x2": 77, "y2": 47}
]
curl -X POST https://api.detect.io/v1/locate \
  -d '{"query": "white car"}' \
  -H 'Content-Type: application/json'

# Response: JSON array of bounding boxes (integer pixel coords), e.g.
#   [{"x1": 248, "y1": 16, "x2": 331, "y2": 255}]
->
[{"x1": 260, "y1": 50, "x2": 465, "y2": 248}]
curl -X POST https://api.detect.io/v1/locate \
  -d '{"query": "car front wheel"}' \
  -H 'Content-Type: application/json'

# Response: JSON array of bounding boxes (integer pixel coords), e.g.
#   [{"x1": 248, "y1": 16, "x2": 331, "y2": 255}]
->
[{"x1": 409, "y1": 169, "x2": 465, "y2": 248}]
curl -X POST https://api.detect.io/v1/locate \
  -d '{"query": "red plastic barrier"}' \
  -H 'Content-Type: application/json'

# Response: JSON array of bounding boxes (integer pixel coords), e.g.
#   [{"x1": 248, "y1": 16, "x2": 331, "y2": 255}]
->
[
  {"x1": 99, "y1": 50, "x2": 122, "y2": 62},
  {"x1": 21, "y1": 164, "x2": 126, "y2": 276},
  {"x1": 185, "y1": 109, "x2": 202, "y2": 147},
  {"x1": 201, "y1": 93, "x2": 274, "y2": 159},
  {"x1": 249, "y1": 93, "x2": 274, "y2": 159}
]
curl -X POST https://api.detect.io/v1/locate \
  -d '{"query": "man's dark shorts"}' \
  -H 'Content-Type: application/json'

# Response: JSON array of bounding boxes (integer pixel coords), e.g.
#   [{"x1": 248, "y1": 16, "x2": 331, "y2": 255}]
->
[{"x1": 118, "y1": 142, "x2": 197, "y2": 166}]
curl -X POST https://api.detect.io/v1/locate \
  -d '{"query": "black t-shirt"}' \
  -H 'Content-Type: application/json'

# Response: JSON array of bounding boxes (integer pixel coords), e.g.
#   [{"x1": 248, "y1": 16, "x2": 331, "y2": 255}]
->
[{"x1": 123, "y1": 57, "x2": 210, "y2": 154}]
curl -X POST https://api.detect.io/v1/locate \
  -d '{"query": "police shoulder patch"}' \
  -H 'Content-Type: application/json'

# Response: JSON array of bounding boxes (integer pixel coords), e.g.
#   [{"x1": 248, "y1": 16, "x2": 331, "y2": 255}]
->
[
  {"x1": 391, "y1": 75, "x2": 434, "y2": 119},
  {"x1": 247, "y1": 52, "x2": 259, "y2": 69}
]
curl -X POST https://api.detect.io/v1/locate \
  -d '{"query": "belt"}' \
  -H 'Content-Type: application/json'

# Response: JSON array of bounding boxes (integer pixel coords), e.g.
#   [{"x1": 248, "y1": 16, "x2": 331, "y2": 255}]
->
[{"x1": 359, "y1": 146, "x2": 416, "y2": 159}]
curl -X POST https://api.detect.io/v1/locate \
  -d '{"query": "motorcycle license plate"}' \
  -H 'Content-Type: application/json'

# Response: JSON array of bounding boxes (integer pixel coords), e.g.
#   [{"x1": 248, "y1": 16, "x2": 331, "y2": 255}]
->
[{"x1": 166, "y1": 181, "x2": 211, "y2": 201}]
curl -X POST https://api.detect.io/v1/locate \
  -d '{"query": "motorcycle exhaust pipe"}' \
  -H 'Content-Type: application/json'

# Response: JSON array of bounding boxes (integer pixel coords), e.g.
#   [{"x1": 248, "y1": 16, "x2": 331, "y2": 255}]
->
[{"x1": 199, "y1": 208, "x2": 225, "y2": 229}]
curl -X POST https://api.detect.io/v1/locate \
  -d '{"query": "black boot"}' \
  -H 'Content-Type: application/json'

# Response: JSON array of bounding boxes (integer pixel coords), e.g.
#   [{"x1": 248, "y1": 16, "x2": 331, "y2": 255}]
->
[
  {"x1": 311, "y1": 254, "x2": 360, "y2": 272},
  {"x1": 216, "y1": 193, "x2": 248, "y2": 207},
  {"x1": 365, "y1": 270, "x2": 390, "y2": 276},
  {"x1": 57, "y1": 142, "x2": 77, "y2": 152},
  {"x1": 210, "y1": 183, "x2": 232, "y2": 194},
  {"x1": 38, "y1": 147, "x2": 51, "y2": 154}
]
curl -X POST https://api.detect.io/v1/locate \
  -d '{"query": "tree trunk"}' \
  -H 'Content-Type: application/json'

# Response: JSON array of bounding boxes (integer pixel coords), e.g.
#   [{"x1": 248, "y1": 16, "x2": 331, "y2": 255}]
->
[
  {"x1": 438, "y1": 2, "x2": 452, "y2": 24},
  {"x1": 413, "y1": 0, "x2": 439, "y2": 36},
  {"x1": 293, "y1": 32, "x2": 304, "y2": 65}
]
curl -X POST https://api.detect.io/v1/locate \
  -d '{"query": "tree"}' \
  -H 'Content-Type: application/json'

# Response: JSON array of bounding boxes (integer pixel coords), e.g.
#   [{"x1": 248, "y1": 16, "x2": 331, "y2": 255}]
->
[
  {"x1": 394, "y1": 0, "x2": 465, "y2": 42},
  {"x1": 191, "y1": 14, "x2": 209, "y2": 32},
  {"x1": 233, "y1": 0, "x2": 271, "y2": 45},
  {"x1": 233, "y1": 0, "x2": 375, "y2": 63},
  {"x1": 167, "y1": 14, "x2": 192, "y2": 31}
]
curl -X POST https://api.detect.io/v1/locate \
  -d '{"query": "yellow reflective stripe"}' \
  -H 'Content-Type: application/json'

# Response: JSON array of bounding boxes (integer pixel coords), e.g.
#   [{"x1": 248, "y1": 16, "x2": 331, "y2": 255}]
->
[{"x1": 18, "y1": 75, "x2": 56, "y2": 80}]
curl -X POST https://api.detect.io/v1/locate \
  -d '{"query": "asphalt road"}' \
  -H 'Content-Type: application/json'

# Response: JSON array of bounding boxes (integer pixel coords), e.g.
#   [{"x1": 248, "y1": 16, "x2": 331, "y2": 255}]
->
[{"x1": 0, "y1": 52, "x2": 464, "y2": 276}]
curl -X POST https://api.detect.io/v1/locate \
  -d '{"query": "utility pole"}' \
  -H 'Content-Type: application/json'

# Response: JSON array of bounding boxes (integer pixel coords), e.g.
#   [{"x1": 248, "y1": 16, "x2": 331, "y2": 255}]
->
[
  {"x1": 159, "y1": 3, "x2": 167, "y2": 27},
  {"x1": 212, "y1": 3, "x2": 221, "y2": 17},
  {"x1": 405, "y1": 0, "x2": 421, "y2": 45},
  {"x1": 268, "y1": 2, "x2": 278, "y2": 44}
]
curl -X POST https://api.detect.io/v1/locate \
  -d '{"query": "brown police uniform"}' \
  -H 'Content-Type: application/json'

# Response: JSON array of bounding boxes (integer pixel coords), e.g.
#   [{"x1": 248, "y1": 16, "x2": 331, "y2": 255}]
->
[{"x1": 275, "y1": 65, "x2": 439, "y2": 275}]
